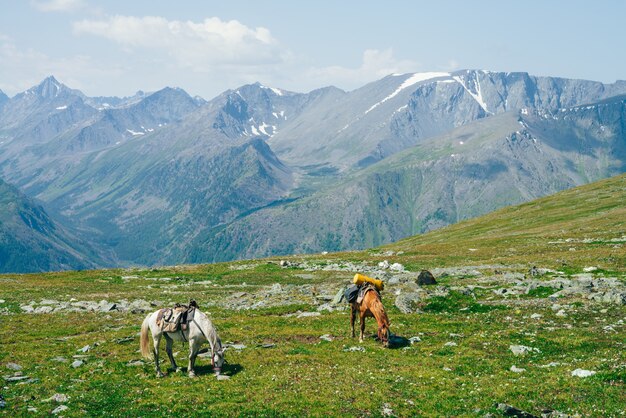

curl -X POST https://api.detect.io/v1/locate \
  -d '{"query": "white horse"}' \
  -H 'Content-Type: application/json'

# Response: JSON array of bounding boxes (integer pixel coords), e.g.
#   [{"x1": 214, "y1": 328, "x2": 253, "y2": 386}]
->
[{"x1": 140, "y1": 306, "x2": 224, "y2": 378}]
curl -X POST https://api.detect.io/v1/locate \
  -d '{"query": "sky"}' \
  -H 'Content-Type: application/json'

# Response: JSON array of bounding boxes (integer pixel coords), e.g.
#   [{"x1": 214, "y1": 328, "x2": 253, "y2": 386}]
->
[{"x1": 1, "y1": 0, "x2": 624, "y2": 99}]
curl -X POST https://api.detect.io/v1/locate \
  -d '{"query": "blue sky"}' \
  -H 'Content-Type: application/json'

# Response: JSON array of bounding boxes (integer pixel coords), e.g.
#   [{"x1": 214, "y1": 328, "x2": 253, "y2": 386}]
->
[{"x1": 1, "y1": 0, "x2": 624, "y2": 99}]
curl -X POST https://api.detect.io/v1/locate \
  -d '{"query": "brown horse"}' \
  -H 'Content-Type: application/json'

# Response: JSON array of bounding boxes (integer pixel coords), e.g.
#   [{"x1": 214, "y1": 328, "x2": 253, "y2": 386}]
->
[{"x1": 350, "y1": 288, "x2": 390, "y2": 347}]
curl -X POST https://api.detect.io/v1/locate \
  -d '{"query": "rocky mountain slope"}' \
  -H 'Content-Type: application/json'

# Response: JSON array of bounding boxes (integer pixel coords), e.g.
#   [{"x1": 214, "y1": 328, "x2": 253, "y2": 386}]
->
[
  {"x1": 0, "y1": 71, "x2": 625, "y2": 270},
  {"x1": 191, "y1": 94, "x2": 626, "y2": 262},
  {"x1": 0, "y1": 178, "x2": 99, "y2": 272}
]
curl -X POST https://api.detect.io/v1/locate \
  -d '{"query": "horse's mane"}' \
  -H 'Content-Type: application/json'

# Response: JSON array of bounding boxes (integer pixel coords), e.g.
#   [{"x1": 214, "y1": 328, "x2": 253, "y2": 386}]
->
[{"x1": 196, "y1": 309, "x2": 222, "y2": 351}]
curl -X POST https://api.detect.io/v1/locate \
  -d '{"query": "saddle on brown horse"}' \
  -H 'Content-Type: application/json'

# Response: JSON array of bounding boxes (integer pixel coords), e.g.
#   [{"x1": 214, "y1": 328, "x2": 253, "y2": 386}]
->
[{"x1": 156, "y1": 300, "x2": 199, "y2": 333}]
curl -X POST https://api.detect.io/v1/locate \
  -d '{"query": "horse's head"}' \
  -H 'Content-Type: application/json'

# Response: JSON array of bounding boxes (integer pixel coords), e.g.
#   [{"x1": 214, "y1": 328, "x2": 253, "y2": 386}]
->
[
  {"x1": 212, "y1": 349, "x2": 225, "y2": 375},
  {"x1": 378, "y1": 324, "x2": 390, "y2": 348},
  {"x1": 212, "y1": 337, "x2": 225, "y2": 375}
]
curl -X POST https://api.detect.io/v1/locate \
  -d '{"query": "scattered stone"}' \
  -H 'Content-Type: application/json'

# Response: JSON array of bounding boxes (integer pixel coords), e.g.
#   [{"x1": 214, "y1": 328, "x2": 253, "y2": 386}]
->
[
  {"x1": 126, "y1": 360, "x2": 144, "y2": 367},
  {"x1": 378, "y1": 260, "x2": 390, "y2": 269},
  {"x1": 529, "y1": 266, "x2": 540, "y2": 276},
  {"x1": 394, "y1": 293, "x2": 422, "y2": 314},
  {"x1": 115, "y1": 336, "x2": 134, "y2": 344},
  {"x1": 571, "y1": 369, "x2": 596, "y2": 377},
  {"x1": 5, "y1": 362, "x2": 21, "y2": 371},
  {"x1": 417, "y1": 270, "x2": 437, "y2": 285},
  {"x1": 344, "y1": 346, "x2": 365, "y2": 352},
  {"x1": 51, "y1": 405, "x2": 69, "y2": 415},
  {"x1": 297, "y1": 312, "x2": 321, "y2": 318},
  {"x1": 409, "y1": 336, "x2": 422, "y2": 344},
  {"x1": 510, "y1": 365, "x2": 526, "y2": 373},
  {"x1": 46, "y1": 393, "x2": 69, "y2": 403},
  {"x1": 538, "y1": 362, "x2": 560, "y2": 368},
  {"x1": 530, "y1": 313, "x2": 543, "y2": 319},
  {"x1": 260, "y1": 343, "x2": 275, "y2": 349},
  {"x1": 510, "y1": 345, "x2": 541, "y2": 356},
  {"x1": 4, "y1": 374, "x2": 30, "y2": 382},
  {"x1": 496, "y1": 403, "x2": 538, "y2": 418},
  {"x1": 444, "y1": 342, "x2": 457, "y2": 347},
  {"x1": 442, "y1": 367, "x2": 452, "y2": 371},
  {"x1": 51, "y1": 357, "x2": 68, "y2": 363},
  {"x1": 0, "y1": 394, "x2": 5, "y2": 408},
  {"x1": 71, "y1": 360, "x2": 84, "y2": 368},
  {"x1": 332, "y1": 288, "x2": 345, "y2": 304},
  {"x1": 319, "y1": 334, "x2": 334, "y2": 342},
  {"x1": 27, "y1": 407, "x2": 38, "y2": 413},
  {"x1": 227, "y1": 344, "x2": 247, "y2": 350},
  {"x1": 78, "y1": 345, "x2": 90, "y2": 353},
  {"x1": 216, "y1": 374, "x2": 231, "y2": 381},
  {"x1": 583, "y1": 266, "x2": 598, "y2": 272},
  {"x1": 381, "y1": 403, "x2": 394, "y2": 416},
  {"x1": 555, "y1": 310, "x2": 567, "y2": 317},
  {"x1": 390, "y1": 263, "x2": 405, "y2": 271}
]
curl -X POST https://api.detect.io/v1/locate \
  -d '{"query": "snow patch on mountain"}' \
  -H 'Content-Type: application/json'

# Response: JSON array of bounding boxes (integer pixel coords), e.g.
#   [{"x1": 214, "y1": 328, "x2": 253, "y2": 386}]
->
[
  {"x1": 365, "y1": 72, "x2": 450, "y2": 115},
  {"x1": 452, "y1": 74, "x2": 492, "y2": 114}
]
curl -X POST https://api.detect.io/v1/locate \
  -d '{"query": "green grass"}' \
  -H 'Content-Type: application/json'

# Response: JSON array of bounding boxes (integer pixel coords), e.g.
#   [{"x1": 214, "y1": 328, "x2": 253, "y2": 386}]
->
[{"x1": 1, "y1": 175, "x2": 625, "y2": 416}]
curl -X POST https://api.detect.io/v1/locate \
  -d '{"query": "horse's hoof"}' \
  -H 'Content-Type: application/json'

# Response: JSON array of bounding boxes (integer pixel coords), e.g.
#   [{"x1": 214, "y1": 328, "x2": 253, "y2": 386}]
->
[
  {"x1": 175, "y1": 368, "x2": 183, "y2": 373},
  {"x1": 156, "y1": 372, "x2": 165, "y2": 378},
  {"x1": 188, "y1": 372, "x2": 196, "y2": 378}
]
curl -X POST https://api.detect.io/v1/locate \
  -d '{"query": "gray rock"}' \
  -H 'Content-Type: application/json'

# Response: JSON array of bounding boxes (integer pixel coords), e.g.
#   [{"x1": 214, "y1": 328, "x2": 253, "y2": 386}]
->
[
  {"x1": 496, "y1": 403, "x2": 537, "y2": 418},
  {"x1": 34, "y1": 306, "x2": 53, "y2": 314},
  {"x1": 51, "y1": 405, "x2": 69, "y2": 415},
  {"x1": 319, "y1": 334, "x2": 334, "y2": 342},
  {"x1": 51, "y1": 357, "x2": 68, "y2": 363},
  {"x1": 510, "y1": 345, "x2": 541, "y2": 356},
  {"x1": 571, "y1": 369, "x2": 595, "y2": 377},
  {"x1": 332, "y1": 288, "x2": 345, "y2": 304},
  {"x1": 127, "y1": 360, "x2": 144, "y2": 367},
  {"x1": 390, "y1": 263, "x2": 405, "y2": 271},
  {"x1": 4, "y1": 374, "x2": 30, "y2": 382},
  {"x1": 216, "y1": 374, "x2": 231, "y2": 380},
  {"x1": 78, "y1": 345, "x2": 90, "y2": 353},
  {"x1": 395, "y1": 293, "x2": 422, "y2": 314},
  {"x1": 47, "y1": 393, "x2": 69, "y2": 403},
  {"x1": 409, "y1": 336, "x2": 422, "y2": 344},
  {"x1": 297, "y1": 312, "x2": 321, "y2": 318},
  {"x1": 227, "y1": 344, "x2": 247, "y2": 350},
  {"x1": 5, "y1": 362, "x2": 22, "y2": 371},
  {"x1": 344, "y1": 346, "x2": 365, "y2": 352},
  {"x1": 71, "y1": 360, "x2": 84, "y2": 368},
  {"x1": 417, "y1": 270, "x2": 437, "y2": 285}
]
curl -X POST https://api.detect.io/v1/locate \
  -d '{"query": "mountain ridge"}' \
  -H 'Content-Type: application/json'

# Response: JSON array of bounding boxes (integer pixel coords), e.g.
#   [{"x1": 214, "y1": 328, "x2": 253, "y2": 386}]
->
[{"x1": 1, "y1": 70, "x2": 625, "y2": 271}]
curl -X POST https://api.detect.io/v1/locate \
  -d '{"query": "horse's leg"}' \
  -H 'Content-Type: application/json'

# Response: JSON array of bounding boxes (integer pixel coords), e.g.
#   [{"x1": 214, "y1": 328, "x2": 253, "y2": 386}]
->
[
  {"x1": 188, "y1": 339, "x2": 200, "y2": 378},
  {"x1": 359, "y1": 312, "x2": 366, "y2": 343},
  {"x1": 350, "y1": 304, "x2": 356, "y2": 338},
  {"x1": 164, "y1": 334, "x2": 180, "y2": 372},
  {"x1": 152, "y1": 332, "x2": 165, "y2": 378}
]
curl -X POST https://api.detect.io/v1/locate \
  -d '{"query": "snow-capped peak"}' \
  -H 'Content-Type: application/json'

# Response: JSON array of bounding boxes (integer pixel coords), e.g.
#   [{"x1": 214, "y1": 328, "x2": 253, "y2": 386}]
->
[{"x1": 365, "y1": 72, "x2": 450, "y2": 114}]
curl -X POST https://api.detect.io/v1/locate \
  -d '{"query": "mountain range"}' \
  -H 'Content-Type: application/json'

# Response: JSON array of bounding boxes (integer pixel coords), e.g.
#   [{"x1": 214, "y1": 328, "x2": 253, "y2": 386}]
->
[{"x1": 0, "y1": 70, "x2": 625, "y2": 271}]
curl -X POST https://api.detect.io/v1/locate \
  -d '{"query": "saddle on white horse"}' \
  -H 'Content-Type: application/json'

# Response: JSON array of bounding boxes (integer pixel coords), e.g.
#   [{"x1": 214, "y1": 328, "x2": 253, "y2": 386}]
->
[{"x1": 156, "y1": 300, "x2": 198, "y2": 333}]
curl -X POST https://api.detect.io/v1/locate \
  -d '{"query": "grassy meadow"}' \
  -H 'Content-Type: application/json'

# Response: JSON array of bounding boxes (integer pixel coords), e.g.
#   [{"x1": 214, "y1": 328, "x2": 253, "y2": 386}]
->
[{"x1": 1, "y1": 174, "x2": 625, "y2": 417}]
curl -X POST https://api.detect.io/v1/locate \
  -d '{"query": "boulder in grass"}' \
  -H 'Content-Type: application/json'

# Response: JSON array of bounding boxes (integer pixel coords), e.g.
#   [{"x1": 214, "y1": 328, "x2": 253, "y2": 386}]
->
[{"x1": 417, "y1": 270, "x2": 437, "y2": 285}]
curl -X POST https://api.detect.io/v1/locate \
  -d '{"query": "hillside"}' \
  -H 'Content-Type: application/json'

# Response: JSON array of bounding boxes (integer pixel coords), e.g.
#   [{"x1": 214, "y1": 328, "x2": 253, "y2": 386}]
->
[
  {"x1": 193, "y1": 100, "x2": 626, "y2": 263},
  {"x1": 0, "y1": 174, "x2": 624, "y2": 416},
  {"x1": 0, "y1": 179, "x2": 100, "y2": 273}
]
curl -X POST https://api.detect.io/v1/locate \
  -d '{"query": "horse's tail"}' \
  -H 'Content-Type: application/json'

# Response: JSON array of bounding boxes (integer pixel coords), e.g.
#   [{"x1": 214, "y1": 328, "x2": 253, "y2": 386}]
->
[{"x1": 140, "y1": 313, "x2": 152, "y2": 358}]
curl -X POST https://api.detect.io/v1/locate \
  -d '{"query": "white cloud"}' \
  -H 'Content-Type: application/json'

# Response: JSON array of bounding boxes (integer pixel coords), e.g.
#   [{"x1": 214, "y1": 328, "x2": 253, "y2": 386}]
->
[
  {"x1": 0, "y1": 35, "x2": 122, "y2": 96},
  {"x1": 31, "y1": 0, "x2": 86, "y2": 12},
  {"x1": 73, "y1": 16, "x2": 282, "y2": 69},
  {"x1": 301, "y1": 49, "x2": 419, "y2": 91}
]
